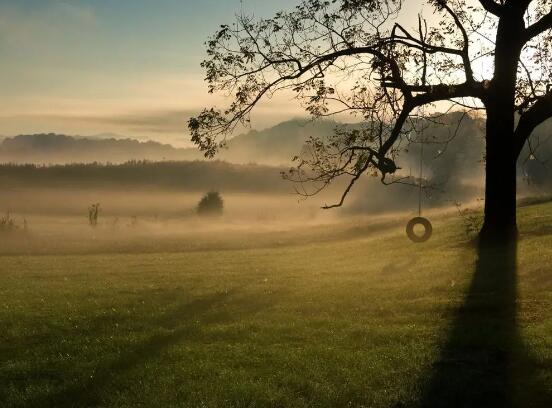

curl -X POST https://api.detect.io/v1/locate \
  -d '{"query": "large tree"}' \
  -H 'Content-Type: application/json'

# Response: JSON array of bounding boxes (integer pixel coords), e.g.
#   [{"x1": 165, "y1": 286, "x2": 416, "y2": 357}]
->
[{"x1": 189, "y1": 0, "x2": 552, "y2": 244}]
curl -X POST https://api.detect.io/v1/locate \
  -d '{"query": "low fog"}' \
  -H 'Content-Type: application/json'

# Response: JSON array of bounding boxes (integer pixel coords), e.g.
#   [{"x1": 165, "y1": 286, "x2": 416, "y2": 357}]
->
[
  {"x1": 0, "y1": 187, "x2": 415, "y2": 255},
  {"x1": 2, "y1": 113, "x2": 552, "y2": 255}
]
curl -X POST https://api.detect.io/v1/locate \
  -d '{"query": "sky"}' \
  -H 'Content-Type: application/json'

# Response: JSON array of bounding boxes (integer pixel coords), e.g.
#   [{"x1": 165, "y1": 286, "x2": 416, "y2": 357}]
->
[
  {"x1": 0, "y1": 0, "x2": 314, "y2": 145},
  {"x1": 0, "y1": 0, "x2": 450, "y2": 147}
]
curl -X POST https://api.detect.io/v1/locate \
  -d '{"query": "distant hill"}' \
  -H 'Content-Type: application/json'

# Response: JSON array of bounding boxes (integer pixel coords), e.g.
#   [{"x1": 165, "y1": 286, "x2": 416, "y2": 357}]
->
[
  {"x1": 2, "y1": 116, "x2": 551, "y2": 186},
  {"x1": 0, "y1": 120, "x2": 336, "y2": 165},
  {"x1": 1, "y1": 112, "x2": 551, "y2": 214},
  {"x1": 219, "y1": 119, "x2": 339, "y2": 165},
  {"x1": 0, "y1": 117, "x2": 464, "y2": 167}
]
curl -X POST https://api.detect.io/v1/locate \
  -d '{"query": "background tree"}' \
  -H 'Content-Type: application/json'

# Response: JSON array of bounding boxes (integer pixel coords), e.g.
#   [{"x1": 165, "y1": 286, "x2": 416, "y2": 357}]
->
[
  {"x1": 197, "y1": 191, "x2": 224, "y2": 217},
  {"x1": 189, "y1": 0, "x2": 552, "y2": 244}
]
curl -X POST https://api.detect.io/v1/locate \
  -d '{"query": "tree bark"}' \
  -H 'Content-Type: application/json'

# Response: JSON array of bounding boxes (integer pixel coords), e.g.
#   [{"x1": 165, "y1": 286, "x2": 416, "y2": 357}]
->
[
  {"x1": 479, "y1": 9, "x2": 525, "y2": 246},
  {"x1": 479, "y1": 110, "x2": 518, "y2": 245}
]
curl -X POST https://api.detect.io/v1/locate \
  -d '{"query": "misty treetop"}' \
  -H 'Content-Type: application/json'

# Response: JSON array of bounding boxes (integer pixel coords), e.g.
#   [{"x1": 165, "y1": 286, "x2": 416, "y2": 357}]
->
[
  {"x1": 197, "y1": 192, "x2": 224, "y2": 217},
  {"x1": 189, "y1": 0, "x2": 552, "y2": 243}
]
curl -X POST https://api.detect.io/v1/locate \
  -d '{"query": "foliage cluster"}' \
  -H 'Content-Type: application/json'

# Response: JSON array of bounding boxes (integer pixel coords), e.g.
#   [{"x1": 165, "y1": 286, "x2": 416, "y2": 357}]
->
[{"x1": 197, "y1": 192, "x2": 224, "y2": 217}]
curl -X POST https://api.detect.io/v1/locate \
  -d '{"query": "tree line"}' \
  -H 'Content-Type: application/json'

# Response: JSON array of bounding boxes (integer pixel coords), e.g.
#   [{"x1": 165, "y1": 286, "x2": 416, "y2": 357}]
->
[{"x1": 0, "y1": 160, "x2": 290, "y2": 193}]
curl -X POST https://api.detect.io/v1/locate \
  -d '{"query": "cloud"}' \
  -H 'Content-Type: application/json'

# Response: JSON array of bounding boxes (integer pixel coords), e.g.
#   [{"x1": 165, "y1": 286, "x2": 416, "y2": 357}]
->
[{"x1": 77, "y1": 110, "x2": 195, "y2": 135}]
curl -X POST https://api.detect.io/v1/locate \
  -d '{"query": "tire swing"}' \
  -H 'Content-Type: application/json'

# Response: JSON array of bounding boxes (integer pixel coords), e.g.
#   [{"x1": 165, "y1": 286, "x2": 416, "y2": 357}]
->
[
  {"x1": 406, "y1": 216, "x2": 432, "y2": 243},
  {"x1": 406, "y1": 123, "x2": 433, "y2": 243}
]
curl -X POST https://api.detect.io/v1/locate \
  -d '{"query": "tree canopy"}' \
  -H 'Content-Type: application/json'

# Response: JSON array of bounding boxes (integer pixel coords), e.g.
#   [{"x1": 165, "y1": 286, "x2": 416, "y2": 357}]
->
[{"x1": 189, "y1": 0, "x2": 552, "y2": 212}]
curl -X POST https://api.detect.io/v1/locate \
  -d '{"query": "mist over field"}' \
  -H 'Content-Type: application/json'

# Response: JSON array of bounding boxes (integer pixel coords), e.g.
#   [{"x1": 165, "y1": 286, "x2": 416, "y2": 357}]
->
[
  {"x1": 1, "y1": 110, "x2": 551, "y2": 272},
  {"x1": 1, "y1": 113, "x2": 551, "y2": 261},
  {"x1": 3, "y1": 0, "x2": 552, "y2": 406},
  {"x1": 2, "y1": 113, "x2": 552, "y2": 221}
]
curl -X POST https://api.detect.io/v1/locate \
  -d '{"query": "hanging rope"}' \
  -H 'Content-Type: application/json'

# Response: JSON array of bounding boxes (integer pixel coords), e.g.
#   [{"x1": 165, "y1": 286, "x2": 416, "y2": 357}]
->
[
  {"x1": 406, "y1": 111, "x2": 433, "y2": 243},
  {"x1": 418, "y1": 123, "x2": 424, "y2": 217}
]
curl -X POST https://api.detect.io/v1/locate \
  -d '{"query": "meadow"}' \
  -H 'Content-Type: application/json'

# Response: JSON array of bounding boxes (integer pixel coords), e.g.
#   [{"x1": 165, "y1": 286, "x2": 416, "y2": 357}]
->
[{"x1": 1, "y1": 198, "x2": 551, "y2": 407}]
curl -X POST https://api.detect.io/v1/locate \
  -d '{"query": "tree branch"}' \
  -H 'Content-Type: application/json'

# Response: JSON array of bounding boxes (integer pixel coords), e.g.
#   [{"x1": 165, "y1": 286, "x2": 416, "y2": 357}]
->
[
  {"x1": 435, "y1": 1, "x2": 474, "y2": 82},
  {"x1": 514, "y1": 89, "x2": 552, "y2": 156},
  {"x1": 379, "y1": 81, "x2": 485, "y2": 157},
  {"x1": 524, "y1": 10, "x2": 552, "y2": 41},
  {"x1": 478, "y1": 0, "x2": 503, "y2": 16},
  {"x1": 322, "y1": 156, "x2": 372, "y2": 209}
]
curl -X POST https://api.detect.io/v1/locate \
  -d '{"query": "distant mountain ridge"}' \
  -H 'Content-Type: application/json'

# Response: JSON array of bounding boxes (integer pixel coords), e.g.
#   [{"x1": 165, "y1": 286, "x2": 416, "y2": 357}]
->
[
  {"x1": 2, "y1": 116, "x2": 552, "y2": 214},
  {"x1": 219, "y1": 119, "x2": 339, "y2": 165},
  {"x1": 0, "y1": 119, "x2": 336, "y2": 165},
  {"x1": 3, "y1": 116, "x2": 551, "y2": 170}
]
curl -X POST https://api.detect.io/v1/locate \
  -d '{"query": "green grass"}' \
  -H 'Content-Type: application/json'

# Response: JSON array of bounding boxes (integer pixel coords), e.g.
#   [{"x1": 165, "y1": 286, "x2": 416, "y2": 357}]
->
[{"x1": 1, "y1": 204, "x2": 552, "y2": 407}]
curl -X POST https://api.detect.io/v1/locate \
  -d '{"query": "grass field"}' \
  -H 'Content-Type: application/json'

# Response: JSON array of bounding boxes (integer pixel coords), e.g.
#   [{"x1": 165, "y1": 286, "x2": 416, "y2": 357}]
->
[{"x1": 1, "y1": 203, "x2": 552, "y2": 407}]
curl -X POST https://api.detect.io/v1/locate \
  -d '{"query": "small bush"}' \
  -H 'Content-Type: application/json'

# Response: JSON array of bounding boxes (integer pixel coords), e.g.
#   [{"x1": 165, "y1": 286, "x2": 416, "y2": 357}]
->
[
  {"x1": 454, "y1": 202, "x2": 483, "y2": 239},
  {"x1": 129, "y1": 216, "x2": 138, "y2": 228},
  {"x1": 88, "y1": 203, "x2": 100, "y2": 227},
  {"x1": 0, "y1": 212, "x2": 27, "y2": 233},
  {"x1": 197, "y1": 192, "x2": 223, "y2": 217},
  {"x1": 0, "y1": 212, "x2": 17, "y2": 232}
]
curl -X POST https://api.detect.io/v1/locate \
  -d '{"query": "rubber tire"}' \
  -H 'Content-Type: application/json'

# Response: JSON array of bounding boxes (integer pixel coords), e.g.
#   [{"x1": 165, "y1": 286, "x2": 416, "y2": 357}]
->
[{"x1": 406, "y1": 217, "x2": 433, "y2": 243}]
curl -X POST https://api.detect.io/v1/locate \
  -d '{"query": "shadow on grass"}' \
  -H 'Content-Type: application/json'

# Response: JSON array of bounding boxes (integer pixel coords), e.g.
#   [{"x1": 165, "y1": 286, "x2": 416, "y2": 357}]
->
[
  {"x1": 23, "y1": 289, "x2": 272, "y2": 408},
  {"x1": 419, "y1": 239, "x2": 552, "y2": 407}
]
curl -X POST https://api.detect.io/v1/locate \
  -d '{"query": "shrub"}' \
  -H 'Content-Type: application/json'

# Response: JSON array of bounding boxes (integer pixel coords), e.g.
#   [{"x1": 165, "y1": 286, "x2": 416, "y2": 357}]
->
[
  {"x1": 88, "y1": 203, "x2": 100, "y2": 227},
  {"x1": 0, "y1": 212, "x2": 17, "y2": 232},
  {"x1": 454, "y1": 202, "x2": 483, "y2": 239},
  {"x1": 197, "y1": 192, "x2": 223, "y2": 217}
]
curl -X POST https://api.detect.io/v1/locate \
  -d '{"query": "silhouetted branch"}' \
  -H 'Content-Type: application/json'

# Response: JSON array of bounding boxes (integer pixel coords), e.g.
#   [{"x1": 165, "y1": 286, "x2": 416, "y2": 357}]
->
[{"x1": 477, "y1": 0, "x2": 503, "y2": 16}]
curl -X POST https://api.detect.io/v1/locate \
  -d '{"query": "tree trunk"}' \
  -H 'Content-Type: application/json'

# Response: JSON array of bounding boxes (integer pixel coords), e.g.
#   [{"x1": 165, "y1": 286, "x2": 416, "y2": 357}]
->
[
  {"x1": 479, "y1": 10, "x2": 525, "y2": 246},
  {"x1": 479, "y1": 115, "x2": 518, "y2": 246}
]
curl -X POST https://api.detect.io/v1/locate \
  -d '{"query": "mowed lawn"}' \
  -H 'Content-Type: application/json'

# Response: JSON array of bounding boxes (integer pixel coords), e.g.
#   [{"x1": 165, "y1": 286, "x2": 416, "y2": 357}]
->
[{"x1": 1, "y1": 205, "x2": 552, "y2": 407}]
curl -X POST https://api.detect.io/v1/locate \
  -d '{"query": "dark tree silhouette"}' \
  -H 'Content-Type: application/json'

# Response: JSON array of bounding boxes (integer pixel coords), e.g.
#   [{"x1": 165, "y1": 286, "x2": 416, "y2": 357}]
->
[
  {"x1": 189, "y1": 0, "x2": 552, "y2": 244},
  {"x1": 197, "y1": 192, "x2": 224, "y2": 217}
]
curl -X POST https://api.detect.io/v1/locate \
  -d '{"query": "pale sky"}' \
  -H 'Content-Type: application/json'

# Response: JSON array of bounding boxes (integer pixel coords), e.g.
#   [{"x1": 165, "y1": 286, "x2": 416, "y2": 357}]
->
[
  {"x1": 0, "y1": 0, "x2": 315, "y2": 145},
  {"x1": 0, "y1": 0, "x2": 468, "y2": 146}
]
